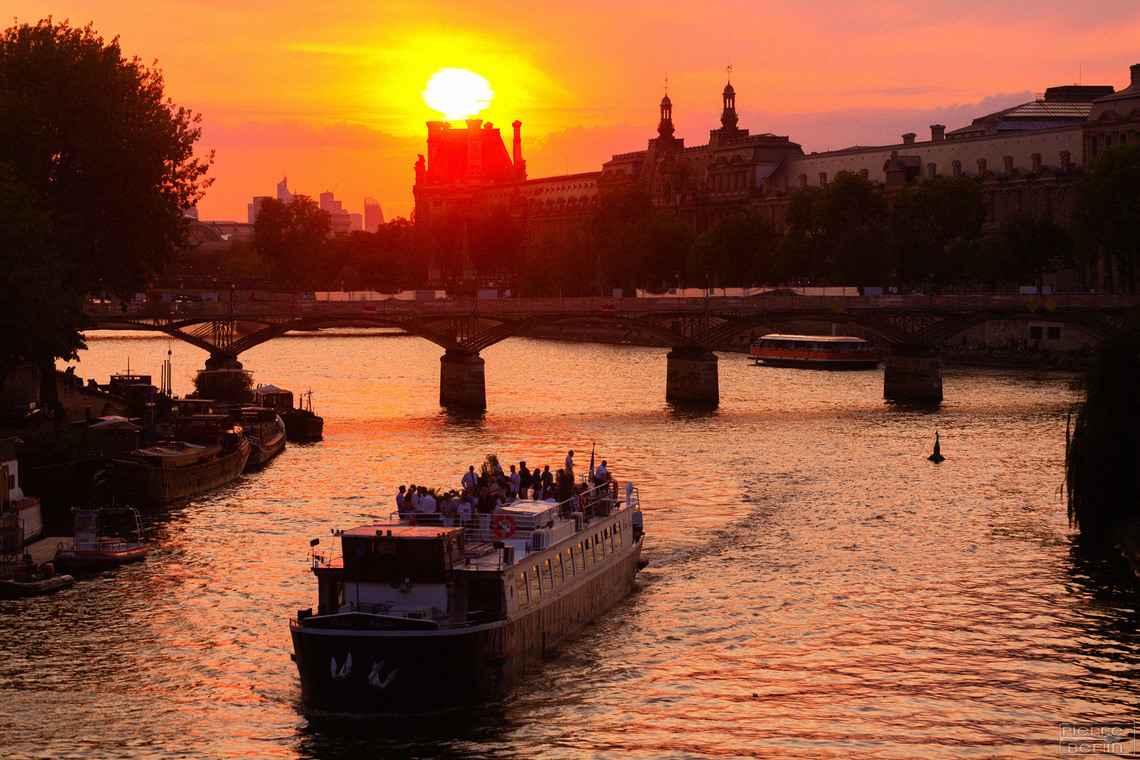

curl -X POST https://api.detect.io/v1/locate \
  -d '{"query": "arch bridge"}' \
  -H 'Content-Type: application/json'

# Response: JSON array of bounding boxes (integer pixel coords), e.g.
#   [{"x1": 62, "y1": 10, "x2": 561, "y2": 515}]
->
[{"x1": 84, "y1": 293, "x2": 1138, "y2": 408}]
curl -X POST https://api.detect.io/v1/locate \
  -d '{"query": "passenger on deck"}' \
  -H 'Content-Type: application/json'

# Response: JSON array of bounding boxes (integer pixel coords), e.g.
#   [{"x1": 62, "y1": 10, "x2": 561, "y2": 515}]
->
[
  {"x1": 508, "y1": 465, "x2": 520, "y2": 498},
  {"x1": 531, "y1": 467, "x2": 542, "y2": 499},
  {"x1": 440, "y1": 493, "x2": 458, "y2": 527},
  {"x1": 396, "y1": 485, "x2": 410, "y2": 519},
  {"x1": 417, "y1": 486, "x2": 436, "y2": 515},
  {"x1": 541, "y1": 465, "x2": 554, "y2": 497},
  {"x1": 457, "y1": 491, "x2": 474, "y2": 525},
  {"x1": 461, "y1": 465, "x2": 477, "y2": 492},
  {"x1": 519, "y1": 461, "x2": 531, "y2": 499},
  {"x1": 565, "y1": 450, "x2": 574, "y2": 480},
  {"x1": 594, "y1": 460, "x2": 608, "y2": 485}
]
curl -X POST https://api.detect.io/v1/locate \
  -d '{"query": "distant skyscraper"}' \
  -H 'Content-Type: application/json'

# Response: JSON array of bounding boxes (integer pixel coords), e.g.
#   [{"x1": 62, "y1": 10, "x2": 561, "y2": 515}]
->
[
  {"x1": 320, "y1": 190, "x2": 353, "y2": 235},
  {"x1": 276, "y1": 176, "x2": 292, "y2": 203},
  {"x1": 364, "y1": 197, "x2": 384, "y2": 232},
  {"x1": 248, "y1": 195, "x2": 271, "y2": 224}
]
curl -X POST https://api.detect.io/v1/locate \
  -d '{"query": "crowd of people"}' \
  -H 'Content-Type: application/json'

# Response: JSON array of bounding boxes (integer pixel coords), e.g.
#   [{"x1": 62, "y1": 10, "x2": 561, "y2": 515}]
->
[{"x1": 393, "y1": 450, "x2": 613, "y2": 530}]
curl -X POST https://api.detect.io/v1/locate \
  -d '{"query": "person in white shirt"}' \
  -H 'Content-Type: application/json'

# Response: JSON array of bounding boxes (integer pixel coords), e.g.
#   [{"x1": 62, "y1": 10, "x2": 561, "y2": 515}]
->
[
  {"x1": 508, "y1": 465, "x2": 520, "y2": 498},
  {"x1": 565, "y1": 450, "x2": 574, "y2": 480},
  {"x1": 461, "y1": 465, "x2": 477, "y2": 491},
  {"x1": 594, "y1": 460, "x2": 608, "y2": 484},
  {"x1": 418, "y1": 486, "x2": 436, "y2": 514}
]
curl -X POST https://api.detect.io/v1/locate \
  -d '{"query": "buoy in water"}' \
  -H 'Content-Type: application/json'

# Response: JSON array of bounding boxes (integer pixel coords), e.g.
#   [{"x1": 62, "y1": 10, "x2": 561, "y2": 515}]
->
[{"x1": 928, "y1": 431, "x2": 945, "y2": 463}]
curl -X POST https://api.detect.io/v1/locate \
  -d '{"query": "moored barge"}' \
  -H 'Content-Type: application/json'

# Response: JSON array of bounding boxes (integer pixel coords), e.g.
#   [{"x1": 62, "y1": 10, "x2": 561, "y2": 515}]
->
[{"x1": 289, "y1": 477, "x2": 645, "y2": 715}]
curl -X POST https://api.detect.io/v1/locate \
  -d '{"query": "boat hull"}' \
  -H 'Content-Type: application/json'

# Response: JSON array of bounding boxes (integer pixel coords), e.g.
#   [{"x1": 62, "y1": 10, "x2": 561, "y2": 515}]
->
[
  {"x1": 53, "y1": 545, "x2": 148, "y2": 571},
  {"x1": 0, "y1": 574, "x2": 74, "y2": 599},
  {"x1": 244, "y1": 424, "x2": 287, "y2": 471},
  {"x1": 105, "y1": 441, "x2": 251, "y2": 503},
  {"x1": 290, "y1": 535, "x2": 643, "y2": 715},
  {"x1": 281, "y1": 410, "x2": 323, "y2": 443},
  {"x1": 752, "y1": 352, "x2": 880, "y2": 369}
]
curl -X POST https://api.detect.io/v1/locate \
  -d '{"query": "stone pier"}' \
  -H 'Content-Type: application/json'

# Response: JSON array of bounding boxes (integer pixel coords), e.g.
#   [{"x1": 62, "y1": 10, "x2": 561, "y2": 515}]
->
[
  {"x1": 439, "y1": 350, "x2": 486, "y2": 409},
  {"x1": 883, "y1": 346, "x2": 942, "y2": 402},
  {"x1": 665, "y1": 348, "x2": 719, "y2": 406}
]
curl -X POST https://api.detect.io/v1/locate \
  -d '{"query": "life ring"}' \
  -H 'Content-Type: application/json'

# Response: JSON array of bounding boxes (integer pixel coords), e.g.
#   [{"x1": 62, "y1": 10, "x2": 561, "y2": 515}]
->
[{"x1": 492, "y1": 514, "x2": 517, "y2": 539}]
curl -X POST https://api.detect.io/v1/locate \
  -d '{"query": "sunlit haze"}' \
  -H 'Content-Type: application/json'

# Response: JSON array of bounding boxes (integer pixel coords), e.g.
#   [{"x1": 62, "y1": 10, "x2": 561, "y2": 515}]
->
[{"x1": 10, "y1": 0, "x2": 1140, "y2": 221}]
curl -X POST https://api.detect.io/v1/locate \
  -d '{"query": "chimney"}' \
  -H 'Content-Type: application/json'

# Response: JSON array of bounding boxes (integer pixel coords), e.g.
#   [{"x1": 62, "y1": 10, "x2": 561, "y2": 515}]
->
[
  {"x1": 927, "y1": 162, "x2": 937, "y2": 180},
  {"x1": 902, "y1": 132, "x2": 916, "y2": 145},
  {"x1": 466, "y1": 119, "x2": 484, "y2": 178},
  {"x1": 930, "y1": 124, "x2": 946, "y2": 141},
  {"x1": 1132, "y1": 63, "x2": 1140, "y2": 86},
  {"x1": 1003, "y1": 156, "x2": 1014, "y2": 175},
  {"x1": 1031, "y1": 153, "x2": 1042, "y2": 172},
  {"x1": 977, "y1": 158, "x2": 987, "y2": 175},
  {"x1": 952, "y1": 160, "x2": 961, "y2": 178},
  {"x1": 512, "y1": 120, "x2": 525, "y2": 179},
  {"x1": 1061, "y1": 150, "x2": 1071, "y2": 172}
]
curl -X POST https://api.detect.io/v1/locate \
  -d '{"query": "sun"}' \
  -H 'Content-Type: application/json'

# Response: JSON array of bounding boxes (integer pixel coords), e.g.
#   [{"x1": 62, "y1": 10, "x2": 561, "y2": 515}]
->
[{"x1": 422, "y1": 68, "x2": 494, "y2": 121}]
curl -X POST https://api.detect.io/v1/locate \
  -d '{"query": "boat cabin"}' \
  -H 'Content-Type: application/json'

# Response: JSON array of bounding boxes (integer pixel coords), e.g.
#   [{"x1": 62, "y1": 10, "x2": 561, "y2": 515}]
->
[{"x1": 251, "y1": 385, "x2": 294, "y2": 414}]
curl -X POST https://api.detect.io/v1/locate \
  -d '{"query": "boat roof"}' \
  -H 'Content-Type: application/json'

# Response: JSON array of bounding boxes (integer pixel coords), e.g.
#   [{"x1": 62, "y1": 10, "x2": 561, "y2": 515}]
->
[
  {"x1": 342, "y1": 522, "x2": 463, "y2": 541},
  {"x1": 760, "y1": 333, "x2": 868, "y2": 342}
]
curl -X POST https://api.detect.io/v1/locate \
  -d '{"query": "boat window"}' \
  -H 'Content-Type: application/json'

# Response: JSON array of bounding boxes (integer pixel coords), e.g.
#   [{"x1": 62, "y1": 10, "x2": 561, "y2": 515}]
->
[
  {"x1": 601, "y1": 528, "x2": 611, "y2": 557},
  {"x1": 540, "y1": 559, "x2": 554, "y2": 594},
  {"x1": 528, "y1": 564, "x2": 541, "y2": 600},
  {"x1": 517, "y1": 572, "x2": 529, "y2": 606},
  {"x1": 554, "y1": 554, "x2": 565, "y2": 585},
  {"x1": 562, "y1": 548, "x2": 574, "y2": 578},
  {"x1": 575, "y1": 544, "x2": 586, "y2": 572},
  {"x1": 614, "y1": 522, "x2": 622, "y2": 548},
  {"x1": 342, "y1": 536, "x2": 450, "y2": 584}
]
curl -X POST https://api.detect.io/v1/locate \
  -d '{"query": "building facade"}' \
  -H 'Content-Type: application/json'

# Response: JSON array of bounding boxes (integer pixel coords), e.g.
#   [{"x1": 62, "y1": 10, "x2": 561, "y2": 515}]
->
[{"x1": 411, "y1": 63, "x2": 1140, "y2": 245}]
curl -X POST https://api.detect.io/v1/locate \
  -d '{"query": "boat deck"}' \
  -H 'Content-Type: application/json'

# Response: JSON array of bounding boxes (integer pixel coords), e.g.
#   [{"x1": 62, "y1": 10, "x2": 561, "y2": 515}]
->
[{"x1": 16, "y1": 536, "x2": 69, "y2": 565}]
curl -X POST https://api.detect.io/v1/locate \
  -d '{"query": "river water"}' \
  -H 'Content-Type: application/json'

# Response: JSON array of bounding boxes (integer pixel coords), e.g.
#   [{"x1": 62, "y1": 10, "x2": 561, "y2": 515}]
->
[{"x1": 3, "y1": 330, "x2": 1137, "y2": 759}]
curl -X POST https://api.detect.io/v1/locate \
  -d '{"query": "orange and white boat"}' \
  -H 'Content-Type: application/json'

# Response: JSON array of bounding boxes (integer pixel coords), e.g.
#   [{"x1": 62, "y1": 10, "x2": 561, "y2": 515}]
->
[
  {"x1": 53, "y1": 507, "x2": 148, "y2": 572},
  {"x1": 749, "y1": 333, "x2": 880, "y2": 369}
]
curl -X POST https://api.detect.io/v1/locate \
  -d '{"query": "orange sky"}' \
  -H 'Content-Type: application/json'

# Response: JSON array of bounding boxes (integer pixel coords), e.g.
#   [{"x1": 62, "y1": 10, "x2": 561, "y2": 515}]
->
[{"x1": 11, "y1": 1, "x2": 1140, "y2": 222}]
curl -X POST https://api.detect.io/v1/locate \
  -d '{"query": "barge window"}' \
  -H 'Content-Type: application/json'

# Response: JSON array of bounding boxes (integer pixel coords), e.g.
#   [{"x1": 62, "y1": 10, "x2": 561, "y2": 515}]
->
[
  {"x1": 554, "y1": 554, "x2": 565, "y2": 585},
  {"x1": 540, "y1": 559, "x2": 554, "y2": 594},
  {"x1": 528, "y1": 564, "x2": 541, "y2": 600},
  {"x1": 598, "y1": 530, "x2": 608, "y2": 558},
  {"x1": 614, "y1": 522, "x2": 622, "y2": 548},
  {"x1": 562, "y1": 549, "x2": 575, "y2": 579},
  {"x1": 574, "y1": 544, "x2": 586, "y2": 572},
  {"x1": 517, "y1": 572, "x2": 529, "y2": 605},
  {"x1": 583, "y1": 538, "x2": 595, "y2": 567}
]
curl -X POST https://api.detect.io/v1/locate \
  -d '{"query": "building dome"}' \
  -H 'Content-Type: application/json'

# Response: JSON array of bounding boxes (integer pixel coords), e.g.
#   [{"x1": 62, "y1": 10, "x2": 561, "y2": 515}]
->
[
  {"x1": 723, "y1": 82, "x2": 735, "y2": 98},
  {"x1": 661, "y1": 94, "x2": 672, "y2": 108}
]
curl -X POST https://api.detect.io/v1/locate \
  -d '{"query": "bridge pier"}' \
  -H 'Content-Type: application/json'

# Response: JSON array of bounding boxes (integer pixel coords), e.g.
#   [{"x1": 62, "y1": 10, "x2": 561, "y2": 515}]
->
[
  {"x1": 440, "y1": 350, "x2": 486, "y2": 410},
  {"x1": 666, "y1": 348, "x2": 719, "y2": 406},
  {"x1": 883, "y1": 346, "x2": 942, "y2": 403}
]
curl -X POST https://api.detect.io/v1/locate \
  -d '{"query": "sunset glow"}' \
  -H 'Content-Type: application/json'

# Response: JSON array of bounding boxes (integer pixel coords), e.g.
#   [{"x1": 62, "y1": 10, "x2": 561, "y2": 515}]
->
[
  {"x1": 9, "y1": 1, "x2": 1140, "y2": 222},
  {"x1": 422, "y1": 68, "x2": 494, "y2": 121}
]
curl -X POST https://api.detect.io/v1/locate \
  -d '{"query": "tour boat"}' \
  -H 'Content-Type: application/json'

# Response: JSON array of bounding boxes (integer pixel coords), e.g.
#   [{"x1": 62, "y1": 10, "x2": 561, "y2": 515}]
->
[
  {"x1": 749, "y1": 333, "x2": 880, "y2": 369},
  {"x1": 239, "y1": 406, "x2": 287, "y2": 470},
  {"x1": 103, "y1": 414, "x2": 251, "y2": 503},
  {"x1": 53, "y1": 507, "x2": 148, "y2": 572},
  {"x1": 289, "y1": 475, "x2": 645, "y2": 715}
]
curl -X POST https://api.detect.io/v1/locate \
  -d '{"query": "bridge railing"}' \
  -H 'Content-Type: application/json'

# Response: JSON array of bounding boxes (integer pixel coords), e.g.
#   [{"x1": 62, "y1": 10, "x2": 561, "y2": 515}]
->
[{"x1": 85, "y1": 293, "x2": 1140, "y2": 322}]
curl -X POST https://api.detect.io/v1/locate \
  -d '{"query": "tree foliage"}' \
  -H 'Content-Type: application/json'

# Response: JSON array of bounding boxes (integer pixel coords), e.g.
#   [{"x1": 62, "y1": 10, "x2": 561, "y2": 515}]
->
[
  {"x1": 1066, "y1": 308, "x2": 1140, "y2": 535},
  {"x1": 0, "y1": 19, "x2": 212, "y2": 299},
  {"x1": 252, "y1": 195, "x2": 331, "y2": 283},
  {"x1": 888, "y1": 176, "x2": 985, "y2": 289},
  {"x1": 1071, "y1": 143, "x2": 1140, "y2": 293}
]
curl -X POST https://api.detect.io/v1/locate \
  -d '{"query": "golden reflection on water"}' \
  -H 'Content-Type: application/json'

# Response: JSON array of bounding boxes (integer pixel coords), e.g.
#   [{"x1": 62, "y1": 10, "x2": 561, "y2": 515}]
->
[{"x1": 0, "y1": 331, "x2": 1134, "y2": 758}]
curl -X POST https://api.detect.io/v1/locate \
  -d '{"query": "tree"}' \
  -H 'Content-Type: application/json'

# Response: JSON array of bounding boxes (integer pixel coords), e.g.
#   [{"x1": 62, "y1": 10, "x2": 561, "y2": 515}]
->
[
  {"x1": 0, "y1": 19, "x2": 211, "y2": 401},
  {"x1": 1071, "y1": 143, "x2": 1140, "y2": 293},
  {"x1": 888, "y1": 176, "x2": 984, "y2": 290},
  {"x1": 0, "y1": 20, "x2": 211, "y2": 296},
  {"x1": 984, "y1": 213, "x2": 1073, "y2": 291},
  {"x1": 252, "y1": 195, "x2": 331, "y2": 283},
  {"x1": 0, "y1": 162, "x2": 85, "y2": 398},
  {"x1": 689, "y1": 211, "x2": 780, "y2": 286}
]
